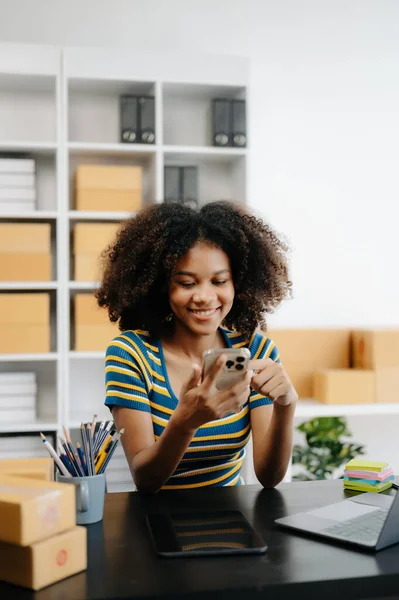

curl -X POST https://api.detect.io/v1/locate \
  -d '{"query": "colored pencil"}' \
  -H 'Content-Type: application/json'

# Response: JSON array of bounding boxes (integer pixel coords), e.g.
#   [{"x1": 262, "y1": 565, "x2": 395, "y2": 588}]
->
[{"x1": 40, "y1": 433, "x2": 71, "y2": 477}]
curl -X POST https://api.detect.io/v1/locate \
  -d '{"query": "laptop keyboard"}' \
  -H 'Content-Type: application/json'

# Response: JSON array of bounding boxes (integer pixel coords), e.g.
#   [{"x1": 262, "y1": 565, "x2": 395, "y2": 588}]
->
[{"x1": 322, "y1": 508, "x2": 389, "y2": 543}]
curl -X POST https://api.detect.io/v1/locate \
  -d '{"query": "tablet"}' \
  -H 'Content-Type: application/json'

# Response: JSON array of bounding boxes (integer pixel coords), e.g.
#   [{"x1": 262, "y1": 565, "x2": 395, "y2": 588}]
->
[{"x1": 146, "y1": 509, "x2": 267, "y2": 557}]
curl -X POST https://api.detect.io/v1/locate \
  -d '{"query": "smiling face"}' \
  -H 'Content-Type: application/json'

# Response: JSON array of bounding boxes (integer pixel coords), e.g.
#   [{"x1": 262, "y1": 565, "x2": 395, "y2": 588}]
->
[{"x1": 168, "y1": 242, "x2": 235, "y2": 336}]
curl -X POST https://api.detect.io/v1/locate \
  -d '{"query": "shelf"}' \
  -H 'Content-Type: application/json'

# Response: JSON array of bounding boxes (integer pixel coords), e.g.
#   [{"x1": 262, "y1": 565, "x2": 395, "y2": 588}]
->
[
  {"x1": 0, "y1": 421, "x2": 59, "y2": 434},
  {"x1": 69, "y1": 281, "x2": 99, "y2": 290},
  {"x1": 0, "y1": 353, "x2": 59, "y2": 362},
  {"x1": 0, "y1": 141, "x2": 57, "y2": 155},
  {"x1": 0, "y1": 282, "x2": 58, "y2": 290},
  {"x1": 163, "y1": 145, "x2": 247, "y2": 163},
  {"x1": 68, "y1": 142, "x2": 156, "y2": 158},
  {"x1": 0, "y1": 211, "x2": 58, "y2": 220},
  {"x1": 295, "y1": 399, "x2": 399, "y2": 419},
  {"x1": 69, "y1": 351, "x2": 105, "y2": 359},
  {"x1": 68, "y1": 210, "x2": 133, "y2": 221}
]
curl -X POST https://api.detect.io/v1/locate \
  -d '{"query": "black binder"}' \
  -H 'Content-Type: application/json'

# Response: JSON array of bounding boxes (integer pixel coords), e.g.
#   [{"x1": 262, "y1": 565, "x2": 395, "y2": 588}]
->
[
  {"x1": 120, "y1": 96, "x2": 138, "y2": 144},
  {"x1": 212, "y1": 99, "x2": 230, "y2": 147},
  {"x1": 139, "y1": 96, "x2": 155, "y2": 144},
  {"x1": 164, "y1": 166, "x2": 180, "y2": 203},
  {"x1": 231, "y1": 100, "x2": 247, "y2": 147},
  {"x1": 181, "y1": 166, "x2": 198, "y2": 208}
]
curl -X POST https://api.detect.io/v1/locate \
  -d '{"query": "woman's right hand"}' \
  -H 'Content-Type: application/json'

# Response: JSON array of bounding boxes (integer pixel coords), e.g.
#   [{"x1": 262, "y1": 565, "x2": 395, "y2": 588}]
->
[{"x1": 172, "y1": 355, "x2": 252, "y2": 432}]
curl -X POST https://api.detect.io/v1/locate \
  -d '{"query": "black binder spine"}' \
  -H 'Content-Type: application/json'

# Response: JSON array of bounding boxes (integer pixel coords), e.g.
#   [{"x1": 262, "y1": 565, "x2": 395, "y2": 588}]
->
[
  {"x1": 120, "y1": 95, "x2": 138, "y2": 144},
  {"x1": 231, "y1": 99, "x2": 247, "y2": 148},
  {"x1": 138, "y1": 96, "x2": 156, "y2": 144},
  {"x1": 212, "y1": 98, "x2": 230, "y2": 147}
]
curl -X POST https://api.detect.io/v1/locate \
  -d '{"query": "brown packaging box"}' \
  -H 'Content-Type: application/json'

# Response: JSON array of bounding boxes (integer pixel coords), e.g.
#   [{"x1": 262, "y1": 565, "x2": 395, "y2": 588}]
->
[
  {"x1": 0, "y1": 458, "x2": 54, "y2": 481},
  {"x1": 0, "y1": 224, "x2": 51, "y2": 281},
  {"x1": 0, "y1": 293, "x2": 50, "y2": 353},
  {"x1": 376, "y1": 367, "x2": 399, "y2": 403},
  {"x1": 352, "y1": 329, "x2": 399, "y2": 369},
  {"x1": 74, "y1": 293, "x2": 118, "y2": 351},
  {"x1": 0, "y1": 526, "x2": 86, "y2": 590},
  {"x1": 0, "y1": 474, "x2": 76, "y2": 546},
  {"x1": 313, "y1": 369, "x2": 375, "y2": 404},
  {"x1": 269, "y1": 329, "x2": 351, "y2": 398},
  {"x1": 75, "y1": 165, "x2": 142, "y2": 212},
  {"x1": 73, "y1": 223, "x2": 120, "y2": 281}
]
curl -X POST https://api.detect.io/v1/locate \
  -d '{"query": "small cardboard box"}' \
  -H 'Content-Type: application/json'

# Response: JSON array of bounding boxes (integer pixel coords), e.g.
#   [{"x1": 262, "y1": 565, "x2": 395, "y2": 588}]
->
[
  {"x1": 73, "y1": 223, "x2": 119, "y2": 281},
  {"x1": 0, "y1": 474, "x2": 76, "y2": 546},
  {"x1": 0, "y1": 223, "x2": 50, "y2": 253},
  {"x1": 376, "y1": 367, "x2": 399, "y2": 403},
  {"x1": 0, "y1": 458, "x2": 54, "y2": 481},
  {"x1": 0, "y1": 294, "x2": 50, "y2": 353},
  {"x1": 313, "y1": 369, "x2": 375, "y2": 404},
  {"x1": 75, "y1": 165, "x2": 142, "y2": 212},
  {"x1": 74, "y1": 293, "x2": 118, "y2": 351},
  {"x1": 269, "y1": 329, "x2": 351, "y2": 398},
  {"x1": 0, "y1": 253, "x2": 51, "y2": 281},
  {"x1": 352, "y1": 329, "x2": 399, "y2": 369},
  {"x1": 0, "y1": 526, "x2": 86, "y2": 590}
]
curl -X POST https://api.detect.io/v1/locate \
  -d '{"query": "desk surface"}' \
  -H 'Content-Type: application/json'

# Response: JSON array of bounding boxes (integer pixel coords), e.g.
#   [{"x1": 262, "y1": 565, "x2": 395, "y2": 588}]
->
[{"x1": 3, "y1": 480, "x2": 399, "y2": 600}]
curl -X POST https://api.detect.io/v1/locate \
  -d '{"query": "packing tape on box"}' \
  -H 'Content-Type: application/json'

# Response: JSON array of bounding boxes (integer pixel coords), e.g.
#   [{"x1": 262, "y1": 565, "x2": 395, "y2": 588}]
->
[{"x1": 0, "y1": 484, "x2": 61, "y2": 534}]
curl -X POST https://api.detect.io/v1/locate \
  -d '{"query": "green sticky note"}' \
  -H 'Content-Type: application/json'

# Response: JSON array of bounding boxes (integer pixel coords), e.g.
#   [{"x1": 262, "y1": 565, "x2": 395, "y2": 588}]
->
[{"x1": 345, "y1": 459, "x2": 389, "y2": 472}]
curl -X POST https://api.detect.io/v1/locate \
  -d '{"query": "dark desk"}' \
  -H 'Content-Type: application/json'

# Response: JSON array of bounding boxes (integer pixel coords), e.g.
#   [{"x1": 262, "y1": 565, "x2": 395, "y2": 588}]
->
[{"x1": 2, "y1": 480, "x2": 399, "y2": 600}]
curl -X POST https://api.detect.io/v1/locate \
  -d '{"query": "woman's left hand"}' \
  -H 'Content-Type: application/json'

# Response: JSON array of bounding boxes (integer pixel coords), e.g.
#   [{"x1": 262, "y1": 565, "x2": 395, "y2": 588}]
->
[{"x1": 249, "y1": 358, "x2": 298, "y2": 407}]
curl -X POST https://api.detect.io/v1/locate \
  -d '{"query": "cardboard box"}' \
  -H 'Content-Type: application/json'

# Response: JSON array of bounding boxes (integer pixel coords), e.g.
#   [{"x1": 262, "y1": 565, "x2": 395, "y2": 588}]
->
[
  {"x1": 313, "y1": 369, "x2": 375, "y2": 404},
  {"x1": 0, "y1": 223, "x2": 50, "y2": 253},
  {"x1": 74, "y1": 293, "x2": 118, "y2": 351},
  {"x1": 0, "y1": 294, "x2": 50, "y2": 353},
  {"x1": 0, "y1": 474, "x2": 76, "y2": 546},
  {"x1": 0, "y1": 253, "x2": 51, "y2": 281},
  {"x1": 352, "y1": 329, "x2": 399, "y2": 369},
  {"x1": 0, "y1": 458, "x2": 54, "y2": 481},
  {"x1": 269, "y1": 329, "x2": 351, "y2": 398},
  {"x1": 73, "y1": 223, "x2": 119, "y2": 281},
  {"x1": 75, "y1": 165, "x2": 142, "y2": 212},
  {"x1": 376, "y1": 367, "x2": 399, "y2": 403},
  {"x1": 0, "y1": 526, "x2": 86, "y2": 590}
]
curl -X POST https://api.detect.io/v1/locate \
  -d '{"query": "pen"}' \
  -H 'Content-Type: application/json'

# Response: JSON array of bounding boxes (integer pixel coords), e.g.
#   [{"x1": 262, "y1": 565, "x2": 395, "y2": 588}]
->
[
  {"x1": 76, "y1": 442, "x2": 87, "y2": 476},
  {"x1": 98, "y1": 429, "x2": 124, "y2": 475},
  {"x1": 63, "y1": 427, "x2": 84, "y2": 477},
  {"x1": 80, "y1": 423, "x2": 92, "y2": 476},
  {"x1": 40, "y1": 433, "x2": 71, "y2": 477}
]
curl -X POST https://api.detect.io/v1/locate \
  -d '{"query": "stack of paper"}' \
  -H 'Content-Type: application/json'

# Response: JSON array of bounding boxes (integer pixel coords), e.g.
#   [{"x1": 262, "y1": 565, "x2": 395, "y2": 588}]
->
[
  {"x1": 344, "y1": 459, "x2": 394, "y2": 493},
  {"x1": 0, "y1": 158, "x2": 36, "y2": 213},
  {"x1": 0, "y1": 372, "x2": 37, "y2": 424}
]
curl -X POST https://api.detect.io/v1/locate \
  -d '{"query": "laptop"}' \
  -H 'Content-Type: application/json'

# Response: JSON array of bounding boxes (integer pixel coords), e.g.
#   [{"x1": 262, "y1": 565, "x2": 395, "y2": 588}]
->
[{"x1": 275, "y1": 487, "x2": 399, "y2": 551}]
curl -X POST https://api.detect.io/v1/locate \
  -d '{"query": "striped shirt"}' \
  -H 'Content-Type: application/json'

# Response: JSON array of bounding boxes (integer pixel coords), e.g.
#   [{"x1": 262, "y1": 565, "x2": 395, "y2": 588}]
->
[{"x1": 104, "y1": 328, "x2": 280, "y2": 489}]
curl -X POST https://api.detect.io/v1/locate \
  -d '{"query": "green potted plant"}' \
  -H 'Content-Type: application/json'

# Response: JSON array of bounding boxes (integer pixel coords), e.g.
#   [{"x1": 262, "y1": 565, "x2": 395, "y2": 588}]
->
[{"x1": 292, "y1": 416, "x2": 366, "y2": 481}]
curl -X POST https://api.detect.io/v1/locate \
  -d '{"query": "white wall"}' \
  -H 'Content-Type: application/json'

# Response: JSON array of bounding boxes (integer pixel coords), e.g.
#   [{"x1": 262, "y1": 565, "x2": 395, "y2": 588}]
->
[{"x1": 1, "y1": 0, "x2": 399, "y2": 474}]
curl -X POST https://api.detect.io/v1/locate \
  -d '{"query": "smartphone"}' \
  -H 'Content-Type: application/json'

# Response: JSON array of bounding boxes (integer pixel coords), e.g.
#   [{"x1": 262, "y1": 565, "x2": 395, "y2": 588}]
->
[
  {"x1": 146, "y1": 509, "x2": 267, "y2": 557},
  {"x1": 202, "y1": 347, "x2": 250, "y2": 391}
]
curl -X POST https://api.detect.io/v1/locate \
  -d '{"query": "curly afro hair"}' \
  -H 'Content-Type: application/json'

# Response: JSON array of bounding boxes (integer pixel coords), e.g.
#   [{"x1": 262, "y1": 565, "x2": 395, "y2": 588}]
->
[{"x1": 96, "y1": 201, "x2": 292, "y2": 339}]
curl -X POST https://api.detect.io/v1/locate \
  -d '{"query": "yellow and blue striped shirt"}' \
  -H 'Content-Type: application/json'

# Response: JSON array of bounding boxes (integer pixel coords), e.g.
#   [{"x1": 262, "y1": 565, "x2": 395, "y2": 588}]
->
[{"x1": 104, "y1": 328, "x2": 280, "y2": 489}]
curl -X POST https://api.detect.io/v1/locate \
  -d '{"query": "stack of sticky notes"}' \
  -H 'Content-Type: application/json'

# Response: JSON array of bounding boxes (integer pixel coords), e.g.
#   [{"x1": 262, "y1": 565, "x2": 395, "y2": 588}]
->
[{"x1": 344, "y1": 459, "x2": 395, "y2": 493}]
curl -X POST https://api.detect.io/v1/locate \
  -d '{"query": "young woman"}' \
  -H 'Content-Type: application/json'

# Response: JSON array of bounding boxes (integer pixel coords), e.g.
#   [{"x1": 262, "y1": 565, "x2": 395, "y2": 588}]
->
[{"x1": 96, "y1": 201, "x2": 297, "y2": 493}]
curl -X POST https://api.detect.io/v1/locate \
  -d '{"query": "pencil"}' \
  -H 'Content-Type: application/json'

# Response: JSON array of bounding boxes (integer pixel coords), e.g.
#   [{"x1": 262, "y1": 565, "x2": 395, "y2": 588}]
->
[
  {"x1": 95, "y1": 420, "x2": 113, "y2": 456},
  {"x1": 98, "y1": 429, "x2": 124, "y2": 475},
  {"x1": 40, "y1": 433, "x2": 71, "y2": 477},
  {"x1": 76, "y1": 442, "x2": 87, "y2": 476},
  {"x1": 58, "y1": 443, "x2": 74, "y2": 476},
  {"x1": 94, "y1": 420, "x2": 106, "y2": 453},
  {"x1": 86, "y1": 423, "x2": 96, "y2": 475},
  {"x1": 63, "y1": 427, "x2": 84, "y2": 477},
  {"x1": 80, "y1": 423, "x2": 92, "y2": 476}
]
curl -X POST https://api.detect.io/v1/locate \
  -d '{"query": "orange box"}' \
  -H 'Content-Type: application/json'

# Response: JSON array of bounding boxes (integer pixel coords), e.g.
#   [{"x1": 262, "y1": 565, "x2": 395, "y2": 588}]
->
[
  {"x1": 313, "y1": 369, "x2": 375, "y2": 404},
  {"x1": 74, "y1": 294, "x2": 118, "y2": 351},
  {"x1": 0, "y1": 474, "x2": 76, "y2": 546},
  {"x1": 352, "y1": 329, "x2": 399, "y2": 369},
  {"x1": 0, "y1": 294, "x2": 50, "y2": 353},
  {"x1": 0, "y1": 526, "x2": 86, "y2": 590},
  {"x1": 75, "y1": 165, "x2": 142, "y2": 212},
  {"x1": 269, "y1": 329, "x2": 351, "y2": 398},
  {"x1": 73, "y1": 223, "x2": 119, "y2": 281},
  {"x1": 0, "y1": 458, "x2": 54, "y2": 481},
  {"x1": 0, "y1": 223, "x2": 50, "y2": 253},
  {"x1": 376, "y1": 367, "x2": 399, "y2": 403},
  {"x1": 0, "y1": 253, "x2": 51, "y2": 281}
]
